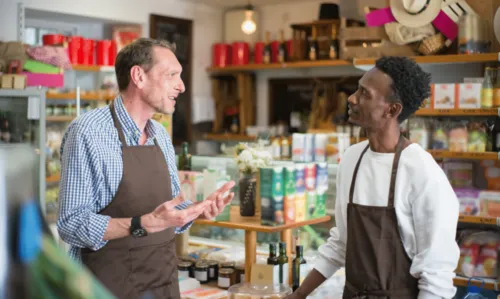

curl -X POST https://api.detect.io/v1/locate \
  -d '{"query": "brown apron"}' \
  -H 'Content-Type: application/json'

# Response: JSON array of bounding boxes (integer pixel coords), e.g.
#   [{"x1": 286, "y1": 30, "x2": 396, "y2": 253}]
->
[
  {"x1": 342, "y1": 136, "x2": 419, "y2": 299},
  {"x1": 81, "y1": 101, "x2": 180, "y2": 299}
]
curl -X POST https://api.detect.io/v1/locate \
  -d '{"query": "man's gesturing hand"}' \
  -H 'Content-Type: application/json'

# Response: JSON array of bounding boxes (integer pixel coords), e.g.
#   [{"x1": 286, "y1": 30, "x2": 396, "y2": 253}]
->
[
  {"x1": 199, "y1": 181, "x2": 236, "y2": 220},
  {"x1": 142, "y1": 195, "x2": 212, "y2": 233}
]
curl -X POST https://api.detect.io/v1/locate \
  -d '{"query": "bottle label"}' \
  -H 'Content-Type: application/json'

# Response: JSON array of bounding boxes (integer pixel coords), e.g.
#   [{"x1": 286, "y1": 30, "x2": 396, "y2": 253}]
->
[
  {"x1": 494, "y1": 88, "x2": 500, "y2": 106},
  {"x1": 481, "y1": 88, "x2": 493, "y2": 107},
  {"x1": 273, "y1": 265, "x2": 279, "y2": 282},
  {"x1": 299, "y1": 264, "x2": 307, "y2": 284},
  {"x1": 309, "y1": 49, "x2": 316, "y2": 60},
  {"x1": 496, "y1": 133, "x2": 500, "y2": 149},
  {"x1": 218, "y1": 277, "x2": 230, "y2": 288},
  {"x1": 178, "y1": 270, "x2": 190, "y2": 279},
  {"x1": 195, "y1": 271, "x2": 207, "y2": 282}
]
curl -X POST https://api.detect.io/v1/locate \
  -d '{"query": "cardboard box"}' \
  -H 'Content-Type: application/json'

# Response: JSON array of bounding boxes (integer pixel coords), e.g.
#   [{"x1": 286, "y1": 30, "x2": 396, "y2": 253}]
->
[
  {"x1": 457, "y1": 83, "x2": 481, "y2": 108},
  {"x1": 260, "y1": 167, "x2": 285, "y2": 225},
  {"x1": 283, "y1": 166, "x2": 296, "y2": 224},
  {"x1": 432, "y1": 84, "x2": 456, "y2": 108}
]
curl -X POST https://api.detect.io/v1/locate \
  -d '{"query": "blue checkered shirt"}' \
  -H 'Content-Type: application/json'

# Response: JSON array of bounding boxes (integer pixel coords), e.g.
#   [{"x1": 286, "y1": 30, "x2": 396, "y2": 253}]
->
[{"x1": 57, "y1": 95, "x2": 192, "y2": 262}]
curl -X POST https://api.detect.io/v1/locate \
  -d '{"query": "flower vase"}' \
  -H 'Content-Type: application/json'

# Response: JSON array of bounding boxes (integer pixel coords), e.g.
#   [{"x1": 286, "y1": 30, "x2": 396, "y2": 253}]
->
[{"x1": 239, "y1": 174, "x2": 257, "y2": 217}]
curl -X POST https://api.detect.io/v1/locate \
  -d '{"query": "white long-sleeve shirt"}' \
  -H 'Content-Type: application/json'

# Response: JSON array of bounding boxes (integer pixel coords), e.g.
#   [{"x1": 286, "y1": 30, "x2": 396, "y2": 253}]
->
[{"x1": 315, "y1": 140, "x2": 460, "y2": 299}]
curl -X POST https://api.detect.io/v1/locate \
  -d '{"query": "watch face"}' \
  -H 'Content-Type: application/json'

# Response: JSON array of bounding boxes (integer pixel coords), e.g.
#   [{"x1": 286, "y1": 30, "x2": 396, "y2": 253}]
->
[{"x1": 132, "y1": 228, "x2": 146, "y2": 238}]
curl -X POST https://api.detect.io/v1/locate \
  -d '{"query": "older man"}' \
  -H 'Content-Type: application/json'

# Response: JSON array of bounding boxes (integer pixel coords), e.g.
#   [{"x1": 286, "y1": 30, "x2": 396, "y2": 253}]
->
[
  {"x1": 288, "y1": 56, "x2": 459, "y2": 299},
  {"x1": 57, "y1": 38, "x2": 235, "y2": 299}
]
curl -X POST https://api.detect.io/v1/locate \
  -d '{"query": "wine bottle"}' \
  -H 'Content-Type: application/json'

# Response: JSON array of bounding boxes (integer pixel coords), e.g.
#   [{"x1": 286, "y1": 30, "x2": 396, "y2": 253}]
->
[
  {"x1": 263, "y1": 31, "x2": 271, "y2": 64},
  {"x1": 178, "y1": 142, "x2": 192, "y2": 171},
  {"x1": 308, "y1": 27, "x2": 319, "y2": 61},
  {"x1": 278, "y1": 242, "x2": 289, "y2": 284},
  {"x1": 329, "y1": 25, "x2": 339, "y2": 59},
  {"x1": 267, "y1": 243, "x2": 279, "y2": 282},
  {"x1": 292, "y1": 245, "x2": 307, "y2": 291},
  {"x1": 278, "y1": 30, "x2": 287, "y2": 63}
]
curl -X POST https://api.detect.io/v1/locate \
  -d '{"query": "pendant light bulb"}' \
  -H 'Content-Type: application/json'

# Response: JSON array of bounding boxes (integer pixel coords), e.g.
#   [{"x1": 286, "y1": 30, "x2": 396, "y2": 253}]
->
[{"x1": 241, "y1": 7, "x2": 256, "y2": 35}]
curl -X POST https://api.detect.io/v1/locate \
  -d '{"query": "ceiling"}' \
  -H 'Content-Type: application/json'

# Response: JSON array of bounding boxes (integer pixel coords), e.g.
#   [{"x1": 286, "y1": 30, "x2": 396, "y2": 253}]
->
[{"x1": 182, "y1": 0, "x2": 322, "y2": 9}]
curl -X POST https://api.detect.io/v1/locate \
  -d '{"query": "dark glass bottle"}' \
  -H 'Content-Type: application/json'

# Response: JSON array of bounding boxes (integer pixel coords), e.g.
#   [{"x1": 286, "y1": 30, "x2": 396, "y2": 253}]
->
[
  {"x1": 178, "y1": 142, "x2": 191, "y2": 171},
  {"x1": 267, "y1": 243, "x2": 279, "y2": 265},
  {"x1": 263, "y1": 31, "x2": 272, "y2": 64},
  {"x1": 329, "y1": 25, "x2": 339, "y2": 59},
  {"x1": 292, "y1": 245, "x2": 307, "y2": 291},
  {"x1": 277, "y1": 30, "x2": 287, "y2": 63},
  {"x1": 278, "y1": 242, "x2": 289, "y2": 284},
  {"x1": 308, "y1": 27, "x2": 319, "y2": 61}
]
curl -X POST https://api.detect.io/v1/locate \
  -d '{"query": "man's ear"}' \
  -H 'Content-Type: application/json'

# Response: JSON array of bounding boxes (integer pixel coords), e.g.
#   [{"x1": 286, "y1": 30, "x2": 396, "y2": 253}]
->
[
  {"x1": 130, "y1": 65, "x2": 146, "y2": 89},
  {"x1": 387, "y1": 102, "x2": 403, "y2": 120}
]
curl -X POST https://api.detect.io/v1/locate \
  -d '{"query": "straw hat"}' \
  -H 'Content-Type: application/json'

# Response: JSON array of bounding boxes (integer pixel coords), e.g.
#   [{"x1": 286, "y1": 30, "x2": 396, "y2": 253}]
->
[{"x1": 390, "y1": 0, "x2": 443, "y2": 28}]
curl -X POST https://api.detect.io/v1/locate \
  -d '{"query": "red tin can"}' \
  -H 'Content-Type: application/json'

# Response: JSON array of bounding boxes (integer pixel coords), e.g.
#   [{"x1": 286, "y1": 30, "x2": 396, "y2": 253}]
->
[
  {"x1": 231, "y1": 42, "x2": 249, "y2": 65},
  {"x1": 212, "y1": 43, "x2": 231, "y2": 67},
  {"x1": 254, "y1": 42, "x2": 264, "y2": 64}
]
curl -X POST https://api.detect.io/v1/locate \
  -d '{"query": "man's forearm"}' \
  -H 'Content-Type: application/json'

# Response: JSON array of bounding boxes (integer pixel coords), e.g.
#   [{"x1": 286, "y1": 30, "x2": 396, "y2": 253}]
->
[
  {"x1": 103, "y1": 214, "x2": 161, "y2": 241},
  {"x1": 295, "y1": 269, "x2": 327, "y2": 298}
]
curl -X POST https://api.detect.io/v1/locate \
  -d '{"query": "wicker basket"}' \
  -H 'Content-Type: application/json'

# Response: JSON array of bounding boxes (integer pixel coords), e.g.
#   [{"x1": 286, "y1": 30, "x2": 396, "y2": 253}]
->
[{"x1": 418, "y1": 33, "x2": 446, "y2": 55}]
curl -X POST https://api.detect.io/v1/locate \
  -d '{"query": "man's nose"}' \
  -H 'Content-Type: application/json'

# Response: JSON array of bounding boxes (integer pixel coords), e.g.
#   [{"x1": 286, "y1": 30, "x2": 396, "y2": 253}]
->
[
  {"x1": 347, "y1": 93, "x2": 357, "y2": 105},
  {"x1": 176, "y1": 79, "x2": 186, "y2": 93}
]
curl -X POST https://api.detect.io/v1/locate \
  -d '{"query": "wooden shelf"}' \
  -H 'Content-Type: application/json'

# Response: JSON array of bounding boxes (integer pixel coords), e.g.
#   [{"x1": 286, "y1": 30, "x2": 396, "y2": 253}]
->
[
  {"x1": 194, "y1": 206, "x2": 331, "y2": 233},
  {"x1": 415, "y1": 108, "x2": 499, "y2": 116},
  {"x1": 71, "y1": 64, "x2": 114, "y2": 72},
  {"x1": 46, "y1": 92, "x2": 116, "y2": 101},
  {"x1": 428, "y1": 150, "x2": 498, "y2": 160},
  {"x1": 354, "y1": 53, "x2": 499, "y2": 70},
  {"x1": 46, "y1": 115, "x2": 75, "y2": 122},
  {"x1": 207, "y1": 59, "x2": 352, "y2": 73},
  {"x1": 45, "y1": 175, "x2": 60, "y2": 183},
  {"x1": 454, "y1": 276, "x2": 499, "y2": 291},
  {"x1": 459, "y1": 215, "x2": 499, "y2": 226},
  {"x1": 205, "y1": 133, "x2": 258, "y2": 142}
]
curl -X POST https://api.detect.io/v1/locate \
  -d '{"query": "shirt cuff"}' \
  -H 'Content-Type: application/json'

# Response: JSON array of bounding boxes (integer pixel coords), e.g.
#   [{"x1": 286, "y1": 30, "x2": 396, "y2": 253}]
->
[
  {"x1": 88, "y1": 214, "x2": 111, "y2": 251},
  {"x1": 418, "y1": 290, "x2": 443, "y2": 299},
  {"x1": 176, "y1": 221, "x2": 193, "y2": 234},
  {"x1": 314, "y1": 255, "x2": 340, "y2": 279}
]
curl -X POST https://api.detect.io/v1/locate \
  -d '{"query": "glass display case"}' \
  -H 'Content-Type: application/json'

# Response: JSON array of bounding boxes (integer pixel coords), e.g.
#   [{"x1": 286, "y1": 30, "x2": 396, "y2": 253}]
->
[
  {"x1": 186, "y1": 155, "x2": 338, "y2": 253},
  {"x1": 0, "y1": 88, "x2": 46, "y2": 216}
]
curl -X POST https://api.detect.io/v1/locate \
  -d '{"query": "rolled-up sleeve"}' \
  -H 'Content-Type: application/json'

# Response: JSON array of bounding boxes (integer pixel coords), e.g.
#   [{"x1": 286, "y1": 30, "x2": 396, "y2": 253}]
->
[
  {"x1": 57, "y1": 123, "x2": 110, "y2": 251},
  {"x1": 163, "y1": 130, "x2": 193, "y2": 234}
]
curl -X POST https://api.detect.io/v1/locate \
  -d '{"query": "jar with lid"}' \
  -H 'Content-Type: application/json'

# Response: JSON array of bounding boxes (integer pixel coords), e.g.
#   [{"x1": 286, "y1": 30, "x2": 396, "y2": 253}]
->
[
  {"x1": 220, "y1": 261, "x2": 235, "y2": 269},
  {"x1": 235, "y1": 264, "x2": 245, "y2": 284},
  {"x1": 194, "y1": 261, "x2": 209, "y2": 284},
  {"x1": 178, "y1": 261, "x2": 192, "y2": 279},
  {"x1": 207, "y1": 260, "x2": 219, "y2": 281},
  {"x1": 218, "y1": 268, "x2": 235, "y2": 289}
]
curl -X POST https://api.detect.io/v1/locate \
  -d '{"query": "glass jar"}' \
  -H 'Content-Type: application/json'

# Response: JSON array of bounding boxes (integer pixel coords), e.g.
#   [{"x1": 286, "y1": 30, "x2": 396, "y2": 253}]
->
[
  {"x1": 179, "y1": 256, "x2": 196, "y2": 277},
  {"x1": 178, "y1": 261, "x2": 192, "y2": 279},
  {"x1": 218, "y1": 268, "x2": 235, "y2": 289},
  {"x1": 207, "y1": 260, "x2": 219, "y2": 281},
  {"x1": 195, "y1": 261, "x2": 209, "y2": 284},
  {"x1": 227, "y1": 283, "x2": 292, "y2": 299},
  {"x1": 220, "y1": 261, "x2": 235, "y2": 269},
  {"x1": 235, "y1": 264, "x2": 245, "y2": 284}
]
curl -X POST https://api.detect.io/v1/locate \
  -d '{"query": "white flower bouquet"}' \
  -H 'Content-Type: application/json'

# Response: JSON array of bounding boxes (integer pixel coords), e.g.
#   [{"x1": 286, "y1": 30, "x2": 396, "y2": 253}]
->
[{"x1": 235, "y1": 143, "x2": 272, "y2": 176}]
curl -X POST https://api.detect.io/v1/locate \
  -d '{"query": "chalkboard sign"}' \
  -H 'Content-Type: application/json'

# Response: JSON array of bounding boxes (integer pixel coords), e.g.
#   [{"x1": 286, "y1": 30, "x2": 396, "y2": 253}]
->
[{"x1": 150, "y1": 14, "x2": 193, "y2": 145}]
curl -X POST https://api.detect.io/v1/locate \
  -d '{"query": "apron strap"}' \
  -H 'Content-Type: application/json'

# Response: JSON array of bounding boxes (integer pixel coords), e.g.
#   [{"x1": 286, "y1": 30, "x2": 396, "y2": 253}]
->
[
  {"x1": 348, "y1": 145, "x2": 369, "y2": 204},
  {"x1": 387, "y1": 135, "x2": 407, "y2": 208},
  {"x1": 110, "y1": 100, "x2": 128, "y2": 147}
]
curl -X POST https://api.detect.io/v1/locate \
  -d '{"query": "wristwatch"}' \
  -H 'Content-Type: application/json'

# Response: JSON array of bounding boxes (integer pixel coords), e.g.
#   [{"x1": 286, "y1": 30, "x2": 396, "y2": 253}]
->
[{"x1": 130, "y1": 216, "x2": 148, "y2": 238}]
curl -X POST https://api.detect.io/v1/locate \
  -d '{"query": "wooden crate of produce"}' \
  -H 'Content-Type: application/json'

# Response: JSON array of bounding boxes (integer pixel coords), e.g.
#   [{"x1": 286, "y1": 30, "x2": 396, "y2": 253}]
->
[{"x1": 338, "y1": 17, "x2": 416, "y2": 60}]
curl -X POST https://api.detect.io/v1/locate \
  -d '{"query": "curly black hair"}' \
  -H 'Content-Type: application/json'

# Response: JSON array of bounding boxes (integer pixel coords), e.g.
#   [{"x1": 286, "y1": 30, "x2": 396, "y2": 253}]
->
[{"x1": 375, "y1": 56, "x2": 431, "y2": 123}]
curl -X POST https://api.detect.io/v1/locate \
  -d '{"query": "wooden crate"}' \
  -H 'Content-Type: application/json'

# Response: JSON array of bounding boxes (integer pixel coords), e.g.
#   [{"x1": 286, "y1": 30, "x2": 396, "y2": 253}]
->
[
  {"x1": 290, "y1": 20, "x2": 363, "y2": 61},
  {"x1": 338, "y1": 17, "x2": 416, "y2": 60}
]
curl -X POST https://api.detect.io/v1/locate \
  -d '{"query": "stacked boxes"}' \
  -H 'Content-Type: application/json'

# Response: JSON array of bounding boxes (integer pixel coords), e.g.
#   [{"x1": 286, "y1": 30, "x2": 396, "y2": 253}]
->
[
  {"x1": 260, "y1": 167, "x2": 285, "y2": 226},
  {"x1": 283, "y1": 166, "x2": 296, "y2": 224}
]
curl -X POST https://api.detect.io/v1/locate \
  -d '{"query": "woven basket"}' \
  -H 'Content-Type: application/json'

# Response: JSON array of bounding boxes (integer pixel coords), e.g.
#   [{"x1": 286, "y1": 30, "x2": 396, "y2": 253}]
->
[{"x1": 418, "y1": 33, "x2": 446, "y2": 55}]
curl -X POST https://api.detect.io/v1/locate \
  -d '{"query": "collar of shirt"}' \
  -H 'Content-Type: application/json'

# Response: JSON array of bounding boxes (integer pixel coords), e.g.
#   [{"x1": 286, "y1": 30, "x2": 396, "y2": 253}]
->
[{"x1": 114, "y1": 95, "x2": 157, "y2": 144}]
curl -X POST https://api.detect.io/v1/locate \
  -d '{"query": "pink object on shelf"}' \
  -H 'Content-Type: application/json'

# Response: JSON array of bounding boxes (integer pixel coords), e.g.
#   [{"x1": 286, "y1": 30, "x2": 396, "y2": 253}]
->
[{"x1": 22, "y1": 72, "x2": 64, "y2": 88}]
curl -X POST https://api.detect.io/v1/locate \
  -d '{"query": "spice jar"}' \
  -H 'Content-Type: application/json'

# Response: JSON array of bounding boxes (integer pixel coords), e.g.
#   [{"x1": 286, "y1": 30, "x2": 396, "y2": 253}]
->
[
  {"x1": 235, "y1": 264, "x2": 245, "y2": 283},
  {"x1": 207, "y1": 260, "x2": 219, "y2": 281},
  {"x1": 218, "y1": 268, "x2": 235, "y2": 289},
  {"x1": 220, "y1": 261, "x2": 235, "y2": 269},
  {"x1": 195, "y1": 261, "x2": 209, "y2": 284},
  {"x1": 179, "y1": 256, "x2": 196, "y2": 277},
  {"x1": 178, "y1": 261, "x2": 192, "y2": 279}
]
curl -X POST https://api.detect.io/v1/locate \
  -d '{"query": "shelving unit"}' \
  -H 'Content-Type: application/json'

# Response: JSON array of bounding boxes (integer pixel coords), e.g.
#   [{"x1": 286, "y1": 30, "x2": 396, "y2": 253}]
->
[
  {"x1": 194, "y1": 205, "x2": 331, "y2": 283},
  {"x1": 415, "y1": 108, "x2": 500, "y2": 117},
  {"x1": 428, "y1": 151, "x2": 499, "y2": 160},
  {"x1": 207, "y1": 60, "x2": 351, "y2": 74},
  {"x1": 46, "y1": 92, "x2": 116, "y2": 101},
  {"x1": 454, "y1": 276, "x2": 499, "y2": 291}
]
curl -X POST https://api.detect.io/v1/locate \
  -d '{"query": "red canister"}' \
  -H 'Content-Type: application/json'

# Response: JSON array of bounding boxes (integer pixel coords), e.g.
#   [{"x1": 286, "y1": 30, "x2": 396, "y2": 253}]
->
[
  {"x1": 109, "y1": 41, "x2": 117, "y2": 66},
  {"x1": 287, "y1": 40, "x2": 294, "y2": 60},
  {"x1": 271, "y1": 41, "x2": 280, "y2": 63},
  {"x1": 97, "y1": 40, "x2": 112, "y2": 66},
  {"x1": 212, "y1": 43, "x2": 231, "y2": 67},
  {"x1": 254, "y1": 42, "x2": 264, "y2": 64},
  {"x1": 231, "y1": 42, "x2": 249, "y2": 65},
  {"x1": 42, "y1": 34, "x2": 65, "y2": 46},
  {"x1": 67, "y1": 36, "x2": 82, "y2": 64},
  {"x1": 79, "y1": 38, "x2": 95, "y2": 65}
]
